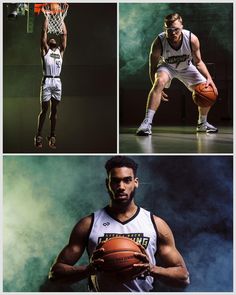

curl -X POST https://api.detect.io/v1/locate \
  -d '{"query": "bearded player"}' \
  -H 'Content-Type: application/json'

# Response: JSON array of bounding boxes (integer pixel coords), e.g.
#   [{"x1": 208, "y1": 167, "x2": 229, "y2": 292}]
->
[
  {"x1": 48, "y1": 156, "x2": 189, "y2": 292},
  {"x1": 34, "y1": 18, "x2": 67, "y2": 149},
  {"x1": 136, "y1": 13, "x2": 218, "y2": 136}
]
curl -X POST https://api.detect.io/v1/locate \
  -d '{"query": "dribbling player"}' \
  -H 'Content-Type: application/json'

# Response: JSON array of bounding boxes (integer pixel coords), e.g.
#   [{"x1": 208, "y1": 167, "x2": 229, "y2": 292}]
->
[
  {"x1": 34, "y1": 18, "x2": 67, "y2": 149},
  {"x1": 136, "y1": 13, "x2": 218, "y2": 136}
]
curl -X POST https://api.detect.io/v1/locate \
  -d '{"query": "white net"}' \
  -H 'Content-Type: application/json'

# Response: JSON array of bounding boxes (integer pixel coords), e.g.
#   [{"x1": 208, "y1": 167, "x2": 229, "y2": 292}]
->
[{"x1": 42, "y1": 3, "x2": 68, "y2": 35}]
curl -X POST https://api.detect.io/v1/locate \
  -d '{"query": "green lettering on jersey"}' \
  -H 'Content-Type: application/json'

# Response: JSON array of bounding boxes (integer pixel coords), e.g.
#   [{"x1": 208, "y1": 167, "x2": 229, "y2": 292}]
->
[
  {"x1": 98, "y1": 233, "x2": 150, "y2": 249},
  {"x1": 50, "y1": 53, "x2": 60, "y2": 59}
]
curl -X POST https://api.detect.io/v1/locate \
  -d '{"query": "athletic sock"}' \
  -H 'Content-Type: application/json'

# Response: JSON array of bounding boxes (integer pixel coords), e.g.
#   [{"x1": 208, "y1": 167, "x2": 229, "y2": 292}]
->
[
  {"x1": 145, "y1": 109, "x2": 156, "y2": 124},
  {"x1": 198, "y1": 115, "x2": 207, "y2": 124}
]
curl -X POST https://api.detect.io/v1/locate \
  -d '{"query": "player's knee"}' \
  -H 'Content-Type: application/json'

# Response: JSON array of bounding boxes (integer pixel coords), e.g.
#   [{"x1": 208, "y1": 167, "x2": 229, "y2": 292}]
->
[
  {"x1": 52, "y1": 106, "x2": 58, "y2": 115},
  {"x1": 153, "y1": 77, "x2": 167, "y2": 92},
  {"x1": 50, "y1": 110, "x2": 57, "y2": 119},
  {"x1": 40, "y1": 108, "x2": 48, "y2": 116},
  {"x1": 41, "y1": 102, "x2": 49, "y2": 113}
]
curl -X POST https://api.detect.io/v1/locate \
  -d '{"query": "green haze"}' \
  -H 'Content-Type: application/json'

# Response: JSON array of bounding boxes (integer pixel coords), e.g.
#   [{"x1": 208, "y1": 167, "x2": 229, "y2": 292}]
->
[{"x1": 120, "y1": 3, "x2": 233, "y2": 84}]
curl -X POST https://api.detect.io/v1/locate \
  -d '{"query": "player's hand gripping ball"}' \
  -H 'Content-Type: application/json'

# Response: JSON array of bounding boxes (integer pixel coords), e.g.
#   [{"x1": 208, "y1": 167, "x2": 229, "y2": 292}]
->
[
  {"x1": 192, "y1": 83, "x2": 218, "y2": 107},
  {"x1": 92, "y1": 237, "x2": 149, "y2": 281}
]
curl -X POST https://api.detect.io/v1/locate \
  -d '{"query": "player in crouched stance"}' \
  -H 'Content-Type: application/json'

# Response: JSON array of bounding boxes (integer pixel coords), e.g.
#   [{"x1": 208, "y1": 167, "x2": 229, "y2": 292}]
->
[
  {"x1": 136, "y1": 13, "x2": 218, "y2": 136},
  {"x1": 34, "y1": 18, "x2": 67, "y2": 149},
  {"x1": 48, "y1": 156, "x2": 189, "y2": 292}
]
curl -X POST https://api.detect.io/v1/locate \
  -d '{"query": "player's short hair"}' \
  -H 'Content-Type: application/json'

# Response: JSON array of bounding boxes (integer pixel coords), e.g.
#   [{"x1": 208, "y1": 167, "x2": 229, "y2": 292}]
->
[
  {"x1": 164, "y1": 13, "x2": 183, "y2": 28},
  {"x1": 105, "y1": 156, "x2": 138, "y2": 176}
]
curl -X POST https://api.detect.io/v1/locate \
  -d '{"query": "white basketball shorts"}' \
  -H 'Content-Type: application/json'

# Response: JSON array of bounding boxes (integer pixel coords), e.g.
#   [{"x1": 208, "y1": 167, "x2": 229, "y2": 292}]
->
[
  {"x1": 157, "y1": 63, "x2": 206, "y2": 92},
  {"x1": 40, "y1": 77, "x2": 62, "y2": 102}
]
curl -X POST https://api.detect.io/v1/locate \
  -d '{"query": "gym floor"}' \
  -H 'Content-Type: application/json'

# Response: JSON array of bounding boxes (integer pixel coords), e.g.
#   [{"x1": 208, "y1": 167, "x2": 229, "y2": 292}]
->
[
  {"x1": 4, "y1": 96, "x2": 117, "y2": 153},
  {"x1": 119, "y1": 126, "x2": 233, "y2": 154}
]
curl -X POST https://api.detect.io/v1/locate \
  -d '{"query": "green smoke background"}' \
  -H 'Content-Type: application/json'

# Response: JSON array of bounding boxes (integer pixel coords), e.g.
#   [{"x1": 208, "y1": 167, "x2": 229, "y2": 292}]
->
[
  {"x1": 3, "y1": 156, "x2": 232, "y2": 292},
  {"x1": 3, "y1": 156, "x2": 110, "y2": 291},
  {"x1": 120, "y1": 2, "x2": 232, "y2": 84},
  {"x1": 119, "y1": 3, "x2": 233, "y2": 126}
]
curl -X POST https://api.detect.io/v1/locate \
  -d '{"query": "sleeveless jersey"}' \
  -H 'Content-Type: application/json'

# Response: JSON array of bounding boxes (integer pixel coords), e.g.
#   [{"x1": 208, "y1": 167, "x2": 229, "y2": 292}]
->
[
  {"x1": 87, "y1": 206, "x2": 158, "y2": 292},
  {"x1": 158, "y1": 29, "x2": 193, "y2": 70},
  {"x1": 42, "y1": 48, "x2": 62, "y2": 77}
]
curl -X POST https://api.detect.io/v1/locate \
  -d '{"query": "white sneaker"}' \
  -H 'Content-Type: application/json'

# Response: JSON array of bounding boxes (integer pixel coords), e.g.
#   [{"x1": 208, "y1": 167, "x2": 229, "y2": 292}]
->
[
  {"x1": 196, "y1": 122, "x2": 218, "y2": 133},
  {"x1": 34, "y1": 135, "x2": 43, "y2": 148},
  {"x1": 136, "y1": 119, "x2": 152, "y2": 136},
  {"x1": 47, "y1": 136, "x2": 57, "y2": 149}
]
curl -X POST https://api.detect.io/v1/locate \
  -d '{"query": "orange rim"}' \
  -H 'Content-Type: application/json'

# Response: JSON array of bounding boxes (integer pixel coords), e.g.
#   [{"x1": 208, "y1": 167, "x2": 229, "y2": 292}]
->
[{"x1": 34, "y1": 3, "x2": 68, "y2": 15}]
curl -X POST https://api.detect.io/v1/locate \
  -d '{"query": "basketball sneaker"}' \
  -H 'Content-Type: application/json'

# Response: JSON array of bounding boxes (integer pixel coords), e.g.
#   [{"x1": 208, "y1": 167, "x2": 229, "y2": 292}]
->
[
  {"x1": 34, "y1": 135, "x2": 43, "y2": 148},
  {"x1": 196, "y1": 122, "x2": 218, "y2": 133},
  {"x1": 47, "y1": 136, "x2": 56, "y2": 149},
  {"x1": 136, "y1": 119, "x2": 152, "y2": 136}
]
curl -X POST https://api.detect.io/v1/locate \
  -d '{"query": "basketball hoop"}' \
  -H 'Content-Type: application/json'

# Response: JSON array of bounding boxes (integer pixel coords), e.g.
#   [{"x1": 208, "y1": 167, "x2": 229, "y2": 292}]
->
[{"x1": 41, "y1": 3, "x2": 69, "y2": 35}]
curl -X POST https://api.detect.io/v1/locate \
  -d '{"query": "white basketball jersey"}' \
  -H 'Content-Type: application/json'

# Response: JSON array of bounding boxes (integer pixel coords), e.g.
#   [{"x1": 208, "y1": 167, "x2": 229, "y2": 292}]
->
[
  {"x1": 42, "y1": 48, "x2": 62, "y2": 77},
  {"x1": 87, "y1": 206, "x2": 158, "y2": 292},
  {"x1": 158, "y1": 29, "x2": 193, "y2": 70}
]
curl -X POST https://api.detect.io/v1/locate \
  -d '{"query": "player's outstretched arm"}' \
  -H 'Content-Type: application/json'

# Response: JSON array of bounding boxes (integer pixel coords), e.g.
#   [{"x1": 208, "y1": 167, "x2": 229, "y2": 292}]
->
[
  {"x1": 191, "y1": 34, "x2": 218, "y2": 96},
  {"x1": 49, "y1": 215, "x2": 95, "y2": 283},
  {"x1": 60, "y1": 21, "x2": 67, "y2": 56},
  {"x1": 41, "y1": 19, "x2": 49, "y2": 56},
  {"x1": 150, "y1": 216, "x2": 190, "y2": 287}
]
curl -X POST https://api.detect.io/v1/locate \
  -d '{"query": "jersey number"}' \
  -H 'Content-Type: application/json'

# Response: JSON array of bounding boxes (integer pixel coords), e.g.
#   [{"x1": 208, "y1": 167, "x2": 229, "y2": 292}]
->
[{"x1": 56, "y1": 60, "x2": 61, "y2": 68}]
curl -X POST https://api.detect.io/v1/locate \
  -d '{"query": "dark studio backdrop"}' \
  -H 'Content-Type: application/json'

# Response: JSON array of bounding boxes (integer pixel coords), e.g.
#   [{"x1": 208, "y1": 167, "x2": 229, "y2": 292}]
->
[
  {"x1": 3, "y1": 3, "x2": 117, "y2": 153},
  {"x1": 120, "y1": 3, "x2": 233, "y2": 127},
  {"x1": 3, "y1": 156, "x2": 233, "y2": 292}
]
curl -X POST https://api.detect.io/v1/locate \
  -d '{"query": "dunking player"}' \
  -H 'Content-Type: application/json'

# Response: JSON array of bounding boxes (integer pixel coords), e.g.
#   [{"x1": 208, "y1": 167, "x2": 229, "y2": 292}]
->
[
  {"x1": 34, "y1": 18, "x2": 67, "y2": 149},
  {"x1": 136, "y1": 13, "x2": 218, "y2": 136},
  {"x1": 48, "y1": 156, "x2": 189, "y2": 292}
]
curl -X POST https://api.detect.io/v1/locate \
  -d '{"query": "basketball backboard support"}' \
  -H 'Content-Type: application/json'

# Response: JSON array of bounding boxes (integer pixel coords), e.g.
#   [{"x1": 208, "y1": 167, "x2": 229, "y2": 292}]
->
[
  {"x1": 27, "y1": 3, "x2": 35, "y2": 33},
  {"x1": 7, "y1": 3, "x2": 27, "y2": 19},
  {"x1": 7, "y1": 3, "x2": 35, "y2": 33}
]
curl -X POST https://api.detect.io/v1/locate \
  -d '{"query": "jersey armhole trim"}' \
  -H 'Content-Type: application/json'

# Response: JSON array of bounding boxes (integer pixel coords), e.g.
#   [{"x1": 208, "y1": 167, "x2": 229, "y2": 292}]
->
[
  {"x1": 41, "y1": 46, "x2": 49, "y2": 57},
  {"x1": 189, "y1": 31, "x2": 193, "y2": 52},
  {"x1": 150, "y1": 213, "x2": 159, "y2": 250},
  {"x1": 85, "y1": 213, "x2": 95, "y2": 255}
]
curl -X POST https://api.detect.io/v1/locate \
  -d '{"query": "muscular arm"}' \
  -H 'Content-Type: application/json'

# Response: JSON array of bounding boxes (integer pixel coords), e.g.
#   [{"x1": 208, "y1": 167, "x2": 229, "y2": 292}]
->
[
  {"x1": 60, "y1": 21, "x2": 67, "y2": 57},
  {"x1": 149, "y1": 37, "x2": 162, "y2": 84},
  {"x1": 191, "y1": 33, "x2": 218, "y2": 95},
  {"x1": 41, "y1": 19, "x2": 49, "y2": 57},
  {"x1": 150, "y1": 216, "x2": 190, "y2": 287},
  {"x1": 49, "y1": 215, "x2": 94, "y2": 283}
]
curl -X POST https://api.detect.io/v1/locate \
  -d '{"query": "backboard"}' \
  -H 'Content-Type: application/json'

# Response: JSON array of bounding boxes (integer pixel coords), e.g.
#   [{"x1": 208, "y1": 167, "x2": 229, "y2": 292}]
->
[
  {"x1": 6, "y1": 3, "x2": 35, "y2": 33},
  {"x1": 6, "y1": 3, "x2": 68, "y2": 34}
]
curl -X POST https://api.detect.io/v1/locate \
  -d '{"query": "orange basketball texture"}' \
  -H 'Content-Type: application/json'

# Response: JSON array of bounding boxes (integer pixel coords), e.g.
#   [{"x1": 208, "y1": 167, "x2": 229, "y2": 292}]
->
[
  {"x1": 34, "y1": 3, "x2": 60, "y2": 14},
  {"x1": 192, "y1": 83, "x2": 217, "y2": 107},
  {"x1": 50, "y1": 3, "x2": 60, "y2": 13},
  {"x1": 97, "y1": 237, "x2": 143, "y2": 280}
]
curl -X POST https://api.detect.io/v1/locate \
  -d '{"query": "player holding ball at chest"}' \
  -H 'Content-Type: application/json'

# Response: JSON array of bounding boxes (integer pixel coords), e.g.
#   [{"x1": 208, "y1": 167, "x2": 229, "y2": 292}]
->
[{"x1": 49, "y1": 156, "x2": 189, "y2": 292}]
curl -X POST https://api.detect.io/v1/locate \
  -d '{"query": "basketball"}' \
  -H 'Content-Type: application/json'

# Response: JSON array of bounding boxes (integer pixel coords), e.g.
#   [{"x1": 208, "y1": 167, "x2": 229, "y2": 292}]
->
[
  {"x1": 96, "y1": 237, "x2": 143, "y2": 280},
  {"x1": 50, "y1": 3, "x2": 60, "y2": 13},
  {"x1": 192, "y1": 83, "x2": 217, "y2": 107}
]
